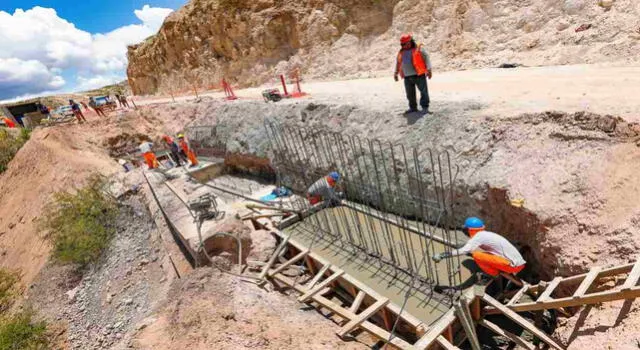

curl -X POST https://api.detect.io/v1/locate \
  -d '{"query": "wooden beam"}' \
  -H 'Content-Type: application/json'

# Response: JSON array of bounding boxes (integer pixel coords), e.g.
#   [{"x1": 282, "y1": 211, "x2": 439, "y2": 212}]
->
[
  {"x1": 349, "y1": 291, "x2": 366, "y2": 313},
  {"x1": 382, "y1": 308, "x2": 392, "y2": 331},
  {"x1": 481, "y1": 294, "x2": 565, "y2": 350},
  {"x1": 507, "y1": 283, "x2": 530, "y2": 306},
  {"x1": 337, "y1": 298, "x2": 389, "y2": 338},
  {"x1": 573, "y1": 267, "x2": 602, "y2": 298},
  {"x1": 272, "y1": 272, "x2": 413, "y2": 349},
  {"x1": 479, "y1": 319, "x2": 535, "y2": 350},
  {"x1": 268, "y1": 249, "x2": 309, "y2": 277},
  {"x1": 436, "y1": 335, "x2": 459, "y2": 350},
  {"x1": 269, "y1": 227, "x2": 423, "y2": 328},
  {"x1": 508, "y1": 285, "x2": 640, "y2": 312},
  {"x1": 298, "y1": 269, "x2": 344, "y2": 302},
  {"x1": 537, "y1": 277, "x2": 562, "y2": 302},
  {"x1": 454, "y1": 300, "x2": 480, "y2": 350},
  {"x1": 258, "y1": 235, "x2": 290, "y2": 280},
  {"x1": 622, "y1": 260, "x2": 640, "y2": 291},
  {"x1": 412, "y1": 309, "x2": 456, "y2": 349},
  {"x1": 307, "y1": 263, "x2": 331, "y2": 289}
]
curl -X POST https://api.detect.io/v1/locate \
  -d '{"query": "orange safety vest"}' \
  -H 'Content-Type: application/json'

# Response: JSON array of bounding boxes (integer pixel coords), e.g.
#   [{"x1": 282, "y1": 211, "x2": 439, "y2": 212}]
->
[{"x1": 396, "y1": 44, "x2": 428, "y2": 78}]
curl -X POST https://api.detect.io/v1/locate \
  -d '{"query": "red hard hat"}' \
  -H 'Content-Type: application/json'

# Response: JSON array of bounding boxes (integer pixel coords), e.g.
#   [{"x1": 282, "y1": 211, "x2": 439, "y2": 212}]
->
[{"x1": 400, "y1": 34, "x2": 412, "y2": 44}]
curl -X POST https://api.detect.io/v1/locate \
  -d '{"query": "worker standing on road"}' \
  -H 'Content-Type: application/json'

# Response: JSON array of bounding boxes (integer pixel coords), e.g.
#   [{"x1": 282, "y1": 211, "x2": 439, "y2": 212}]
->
[
  {"x1": 432, "y1": 217, "x2": 526, "y2": 285},
  {"x1": 394, "y1": 34, "x2": 432, "y2": 114},
  {"x1": 163, "y1": 135, "x2": 185, "y2": 167},
  {"x1": 177, "y1": 133, "x2": 199, "y2": 167},
  {"x1": 139, "y1": 141, "x2": 158, "y2": 169},
  {"x1": 307, "y1": 172, "x2": 341, "y2": 205},
  {"x1": 69, "y1": 99, "x2": 87, "y2": 122}
]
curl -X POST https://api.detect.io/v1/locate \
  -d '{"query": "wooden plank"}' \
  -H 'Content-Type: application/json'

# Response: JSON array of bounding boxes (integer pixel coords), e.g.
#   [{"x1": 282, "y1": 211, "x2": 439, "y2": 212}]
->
[
  {"x1": 507, "y1": 283, "x2": 530, "y2": 306},
  {"x1": 298, "y1": 269, "x2": 344, "y2": 302},
  {"x1": 272, "y1": 272, "x2": 413, "y2": 349},
  {"x1": 482, "y1": 294, "x2": 565, "y2": 350},
  {"x1": 272, "y1": 228, "x2": 424, "y2": 328},
  {"x1": 454, "y1": 300, "x2": 480, "y2": 350},
  {"x1": 337, "y1": 298, "x2": 389, "y2": 337},
  {"x1": 349, "y1": 291, "x2": 366, "y2": 313},
  {"x1": 307, "y1": 263, "x2": 331, "y2": 289},
  {"x1": 509, "y1": 285, "x2": 640, "y2": 312},
  {"x1": 622, "y1": 260, "x2": 640, "y2": 291},
  {"x1": 268, "y1": 249, "x2": 309, "y2": 277},
  {"x1": 479, "y1": 319, "x2": 535, "y2": 350},
  {"x1": 412, "y1": 309, "x2": 456, "y2": 349},
  {"x1": 436, "y1": 335, "x2": 459, "y2": 350},
  {"x1": 258, "y1": 235, "x2": 290, "y2": 280},
  {"x1": 573, "y1": 267, "x2": 602, "y2": 298},
  {"x1": 526, "y1": 263, "x2": 636, "y2": 294},
  {"x1": 537, "y1": 277, "x2": 562, "y2": 302}
]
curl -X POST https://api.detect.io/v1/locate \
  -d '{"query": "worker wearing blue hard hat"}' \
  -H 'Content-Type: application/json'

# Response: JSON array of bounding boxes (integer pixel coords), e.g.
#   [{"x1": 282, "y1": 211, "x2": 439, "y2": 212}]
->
[
  {"x1": 433, "y1": 217, "x2": 526, "y2": 284},
  {"x1": 307, "y1": 171, "x2": 342, "y2": 206}
]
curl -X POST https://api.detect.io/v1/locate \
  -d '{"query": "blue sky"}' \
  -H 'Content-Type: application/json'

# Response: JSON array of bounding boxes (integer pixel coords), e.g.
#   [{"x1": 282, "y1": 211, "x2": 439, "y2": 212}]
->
[{"x1": 0, "y1": 1, "x2": 187, "y2": 101}]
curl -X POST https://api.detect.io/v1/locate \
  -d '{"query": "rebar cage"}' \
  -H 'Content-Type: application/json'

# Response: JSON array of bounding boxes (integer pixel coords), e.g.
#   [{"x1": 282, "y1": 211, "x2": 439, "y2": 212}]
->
[{"x1": 264, "y1": 120, "x2": 465, "y2": 298}]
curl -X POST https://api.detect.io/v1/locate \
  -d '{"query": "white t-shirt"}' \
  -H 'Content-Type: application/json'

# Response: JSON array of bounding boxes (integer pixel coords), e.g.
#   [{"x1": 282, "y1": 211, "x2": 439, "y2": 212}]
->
[
  {"x1": 450, "y1": 230, "x2": 526, "y2": 267},
  {"x1": 139, "y1": 142, "x2": 153, "y2": 153}
]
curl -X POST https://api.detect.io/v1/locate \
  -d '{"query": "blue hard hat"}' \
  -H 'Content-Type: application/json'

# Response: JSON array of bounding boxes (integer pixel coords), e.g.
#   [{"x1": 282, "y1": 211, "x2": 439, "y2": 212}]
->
[
  {"x1": 329, "y1": 171, "x2": 340, "y2": 181},
  {"x1": 463, "y1": 217, "x2": 485, "y2": 229}
]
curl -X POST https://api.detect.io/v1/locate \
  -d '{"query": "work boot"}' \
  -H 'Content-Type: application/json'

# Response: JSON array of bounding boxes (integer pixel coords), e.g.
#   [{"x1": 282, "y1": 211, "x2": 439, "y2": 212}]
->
[{"x1": 404, "y1": 108, "x2": 419, "y2": 115}]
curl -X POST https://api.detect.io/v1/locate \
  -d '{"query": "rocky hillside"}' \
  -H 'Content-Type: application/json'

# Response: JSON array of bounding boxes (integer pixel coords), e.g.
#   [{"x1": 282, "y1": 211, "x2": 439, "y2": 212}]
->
[{"x1": 127, "y1": 0, "x2": 640, "y2": 95}]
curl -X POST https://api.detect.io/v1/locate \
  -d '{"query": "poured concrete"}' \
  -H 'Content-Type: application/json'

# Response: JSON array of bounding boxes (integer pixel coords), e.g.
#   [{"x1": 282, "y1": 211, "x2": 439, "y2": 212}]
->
[{"x1": 283, "y1": 206, "x2": 477, "y2": 326}]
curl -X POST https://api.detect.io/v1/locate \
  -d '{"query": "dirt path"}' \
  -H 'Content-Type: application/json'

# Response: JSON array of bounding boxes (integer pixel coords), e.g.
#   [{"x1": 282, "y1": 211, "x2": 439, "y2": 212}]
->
[{"x1": 134, "y1": 64, "x2": 640, "y2": 121}]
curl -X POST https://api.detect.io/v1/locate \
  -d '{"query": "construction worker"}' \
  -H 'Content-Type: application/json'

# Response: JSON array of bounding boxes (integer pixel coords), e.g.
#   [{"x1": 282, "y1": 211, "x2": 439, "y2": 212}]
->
[
  {"x1": 432, "y1": 217, "x2": 526, "y2": 285},
  {"x1": 163, "y1": 135, "x2": 185, "y2": 167},
  {"x1": 177, "y1": 133, "x2": 199, "y2": 167},
  {"x1": 307, "y1": 172, "x2": 341, "y2": 205},
  {"x1": 139, "y1": 140, "x2": 159, "y2": 169},
  {"x1": 69, "y1": 99, "x2": 87, "y2": 122},
  {"x1": 394, "y1": 34, "x2": 432, "y2": 114}
]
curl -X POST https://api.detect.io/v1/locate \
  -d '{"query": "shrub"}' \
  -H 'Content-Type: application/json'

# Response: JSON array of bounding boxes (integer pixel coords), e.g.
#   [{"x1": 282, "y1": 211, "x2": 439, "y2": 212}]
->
[
  {"x1": 0, "y1": 310, "x2": 49, "y2": 349},
  {"x1": 40, "y1": 175, "x2": 118, "y2": 267},
  {"x1": 0, "y1": 128, "x2": 30, "y2": 173},
  {"x1": 0, "y1": 269, "x2": 20, "y2": 313}
]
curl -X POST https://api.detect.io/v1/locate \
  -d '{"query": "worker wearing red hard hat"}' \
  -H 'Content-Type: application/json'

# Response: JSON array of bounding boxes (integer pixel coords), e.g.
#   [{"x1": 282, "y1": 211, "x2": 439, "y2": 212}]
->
[{"x1": 394, "y1": 34, "x2": 432, "y2": 114}]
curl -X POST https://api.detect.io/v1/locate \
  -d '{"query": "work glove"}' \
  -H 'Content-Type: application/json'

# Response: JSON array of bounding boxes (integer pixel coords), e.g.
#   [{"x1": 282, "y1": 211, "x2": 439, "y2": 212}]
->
[
  {"x1": 432, "y1": 253, "x2": 444, "y2": 263},
  {"x1": 394, "y1": 74, "x2": 399, "y2": 82},
  {"x1": 427, "y1": 71, "x2": 433, "y2": 79}
]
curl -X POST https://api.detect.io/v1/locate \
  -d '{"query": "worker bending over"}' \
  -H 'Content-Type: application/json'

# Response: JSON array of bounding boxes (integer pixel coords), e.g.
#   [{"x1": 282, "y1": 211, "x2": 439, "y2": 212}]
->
[
  {"x1": 177, "y1": 133, "x2": 199, "y2": 167},
  {"x1": 70, "y1": 99, "x2": 87, "y2": 123},
  {"x1": 394, "y1": 34, "x2": 432, "y2": 114},
  {"x1": 139, "y1": 141, "x2": 158, "y2": 169},
  {"x1": 307, "y1": 172, "x2": 341, "y2": 205},
  {"x1": 433, "y1": 217, "x2": 525, "y2": 285}
]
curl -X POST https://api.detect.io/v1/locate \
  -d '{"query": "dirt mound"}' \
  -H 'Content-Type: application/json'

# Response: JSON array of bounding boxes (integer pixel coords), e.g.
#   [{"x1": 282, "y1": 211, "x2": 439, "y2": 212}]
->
[
  {"x1": 127, "y1": 0, "x2": 640, "y2": 95},
  {"x1": 131, "y1": 268, "x2": 367, "y2": 350}
]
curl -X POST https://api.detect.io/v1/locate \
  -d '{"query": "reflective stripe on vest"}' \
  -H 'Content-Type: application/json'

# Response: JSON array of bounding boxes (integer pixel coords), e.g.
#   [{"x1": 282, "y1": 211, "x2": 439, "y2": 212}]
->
[{"x1": 396, "y1": 45, "x2": 428, "y2": 78}]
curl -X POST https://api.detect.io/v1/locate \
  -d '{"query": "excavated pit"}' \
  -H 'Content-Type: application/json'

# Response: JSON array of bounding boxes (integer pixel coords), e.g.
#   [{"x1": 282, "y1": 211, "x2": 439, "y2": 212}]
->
[{"x1": 281, "y1": 205, "x2": 476, "y2": 325}]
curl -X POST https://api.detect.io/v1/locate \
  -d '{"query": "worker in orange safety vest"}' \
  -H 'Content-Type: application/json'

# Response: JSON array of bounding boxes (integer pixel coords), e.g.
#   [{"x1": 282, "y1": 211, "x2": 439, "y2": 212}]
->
[
  {"x1": 394, "y1": 34, "x2": 433, "y2": 115},
  {"x1": 177, "y1": 133, "x2": 199, "y2": 167},
  {"x1": 139, "y1": 140, "x2": 159, "y2": 169}
]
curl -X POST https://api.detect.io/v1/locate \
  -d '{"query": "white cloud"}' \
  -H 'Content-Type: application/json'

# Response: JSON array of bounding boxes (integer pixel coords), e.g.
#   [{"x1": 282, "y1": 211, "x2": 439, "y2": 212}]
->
[
  {"x1": 0, "y1": 4, "x2": 173, "y2": 99},
  {"x1": 0, "y1": 58, "x2": 65, "y2": 99},
  {"x1": 76, "y1": 75, "x2": 124, "y2": 91}
]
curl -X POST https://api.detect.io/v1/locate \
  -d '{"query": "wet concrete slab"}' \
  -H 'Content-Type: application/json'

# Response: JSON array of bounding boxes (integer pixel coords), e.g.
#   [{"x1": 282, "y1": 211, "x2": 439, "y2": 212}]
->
[{"x1": 282, "y1": 206, "x2": 477, "y2": 326}]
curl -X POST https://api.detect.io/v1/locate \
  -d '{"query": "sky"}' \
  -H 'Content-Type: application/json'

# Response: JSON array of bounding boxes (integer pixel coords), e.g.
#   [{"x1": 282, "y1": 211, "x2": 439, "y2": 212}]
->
[{"x1": 0, "y1": 0, "x2": 187, "y2": 102}]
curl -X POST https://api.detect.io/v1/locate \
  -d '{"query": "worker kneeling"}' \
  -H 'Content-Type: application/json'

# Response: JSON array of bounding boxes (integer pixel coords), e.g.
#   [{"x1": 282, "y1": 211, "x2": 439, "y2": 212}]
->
[
  {"x1": 307, "y1": 172, "x2": 341, "y2": 206},
  {"x1": 433, "y1": 217, "x2": 525, "y2": 283}
]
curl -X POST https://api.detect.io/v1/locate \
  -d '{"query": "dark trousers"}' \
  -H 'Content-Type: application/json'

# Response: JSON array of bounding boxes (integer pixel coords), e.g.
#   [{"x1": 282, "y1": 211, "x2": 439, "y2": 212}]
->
[{"x1": 403, "y1": 74, "x2": 430, "y2": 110}]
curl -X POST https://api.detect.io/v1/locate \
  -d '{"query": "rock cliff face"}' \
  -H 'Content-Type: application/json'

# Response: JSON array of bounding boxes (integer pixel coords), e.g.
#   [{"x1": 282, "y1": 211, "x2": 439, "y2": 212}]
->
[{"x1": 127, "y1": 0, "x2": 640, "y2": 95}]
